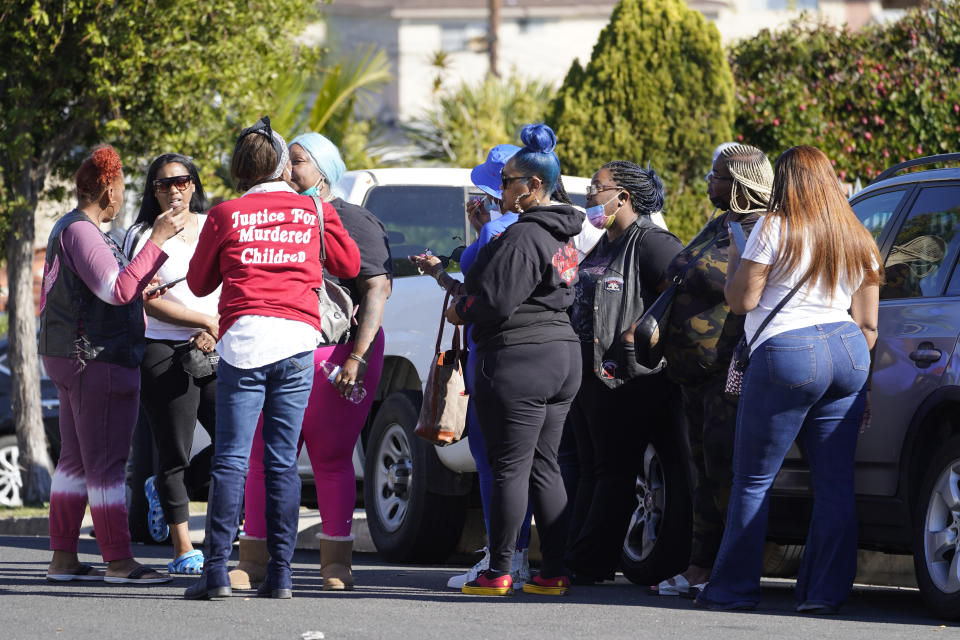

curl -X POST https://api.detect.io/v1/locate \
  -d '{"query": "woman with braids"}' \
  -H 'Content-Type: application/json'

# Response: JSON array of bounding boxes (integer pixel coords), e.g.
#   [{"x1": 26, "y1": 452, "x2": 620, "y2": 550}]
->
[
  {"x1": 564, "y1": 161, "x2": 683, "y2": 584},
  {"x1": 653, "y1": 143, "x2": 774, "y2": 597}
]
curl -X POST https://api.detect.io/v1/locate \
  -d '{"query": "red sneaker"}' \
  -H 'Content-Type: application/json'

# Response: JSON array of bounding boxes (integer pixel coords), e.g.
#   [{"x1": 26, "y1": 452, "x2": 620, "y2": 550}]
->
[
  {"x1": 522, "y1": 573, "x2": 570, "y2": 596},
  {"x1": 462, "y1": 571, "x2": 513, "y2": 596}
]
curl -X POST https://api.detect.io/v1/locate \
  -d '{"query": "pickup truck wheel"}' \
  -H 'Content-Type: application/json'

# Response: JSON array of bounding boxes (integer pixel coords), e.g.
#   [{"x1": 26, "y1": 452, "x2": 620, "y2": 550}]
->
[
  {"x1": 363, "y1": 391, "x2": 466, "y2": 562},
  {"x1": 620, "y1": 435, "x2": 692, "y2": 586},
  {"x1": 914, "y1": 434, "x2": 960, "y2": 620}
]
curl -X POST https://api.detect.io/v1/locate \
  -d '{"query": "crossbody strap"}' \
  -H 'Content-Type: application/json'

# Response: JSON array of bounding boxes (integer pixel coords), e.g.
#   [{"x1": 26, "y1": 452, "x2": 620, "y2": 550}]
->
[
  {"x1": 746, "y1": 278, "x2": 806, "y2": 350},
  {"x1": 672, "y1": 230, "x2": 721, "y2": 286},
  {"x1": 311, "y1": 195, "x2": 326, "y2": 261}
]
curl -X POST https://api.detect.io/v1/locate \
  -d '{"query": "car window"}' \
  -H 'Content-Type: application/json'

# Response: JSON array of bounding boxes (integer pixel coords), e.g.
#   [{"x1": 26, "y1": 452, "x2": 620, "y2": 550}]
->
[
  {"x1": 362, "y1": 186, "x2": 468, "y2": 277},
  {"x1": 851, "y1": 188, "x2": 906, "y2": 242},
  {"x1": 882, "y1": 185, "x2": 960, "y2": 299}
]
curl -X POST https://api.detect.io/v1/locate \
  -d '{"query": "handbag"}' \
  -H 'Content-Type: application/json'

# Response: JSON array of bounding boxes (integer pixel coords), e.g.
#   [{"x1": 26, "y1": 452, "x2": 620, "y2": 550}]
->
[
  {"x1": 311, "y1": 195, "x2": 356, "y2": 344},
  {"x1": 724, "y1": 278, "x2": 806, "y2": 398},
  {"x1": 414, "y1": 292, "x2": 470, "y2": 446},
  {"x1": 633, "y1": 233, "x2": 720, "y2": 369},
  {"x1": 179, "y1": 343, "x2": 220, "y2": 379}
]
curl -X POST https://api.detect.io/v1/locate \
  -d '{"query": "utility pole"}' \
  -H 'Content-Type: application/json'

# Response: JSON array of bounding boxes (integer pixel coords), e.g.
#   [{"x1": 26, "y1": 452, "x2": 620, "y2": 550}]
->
[{"x1": 489, "y1": 0, "x2": 500, "y2": 77}]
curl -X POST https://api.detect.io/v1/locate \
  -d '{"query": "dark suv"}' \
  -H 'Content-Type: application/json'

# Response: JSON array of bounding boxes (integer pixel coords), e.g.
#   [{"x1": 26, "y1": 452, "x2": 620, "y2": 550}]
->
[{"x1": 619, "y1": 154, "x2": 960, "y2": 620}]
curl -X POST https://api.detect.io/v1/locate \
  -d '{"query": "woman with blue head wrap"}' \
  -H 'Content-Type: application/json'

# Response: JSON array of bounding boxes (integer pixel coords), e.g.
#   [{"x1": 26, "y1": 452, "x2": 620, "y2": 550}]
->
[
  {"x1": 233, "y1": 131, "x2": 393, "y2": 593},
  {"x1": 289, "y1": 132, "x2": 347, "y2": 197}
]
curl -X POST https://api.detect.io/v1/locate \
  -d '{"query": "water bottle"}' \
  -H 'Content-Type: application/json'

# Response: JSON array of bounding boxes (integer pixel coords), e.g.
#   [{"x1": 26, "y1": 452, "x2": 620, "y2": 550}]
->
[{"x1": 318, "y1": 360, "x2": 366, "y2": 404}]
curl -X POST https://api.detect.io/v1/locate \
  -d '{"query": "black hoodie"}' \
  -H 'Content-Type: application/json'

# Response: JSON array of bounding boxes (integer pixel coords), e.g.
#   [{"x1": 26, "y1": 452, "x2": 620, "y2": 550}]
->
[{"x1": 457, "y1": 204, "x2": 585, "y2": 351}]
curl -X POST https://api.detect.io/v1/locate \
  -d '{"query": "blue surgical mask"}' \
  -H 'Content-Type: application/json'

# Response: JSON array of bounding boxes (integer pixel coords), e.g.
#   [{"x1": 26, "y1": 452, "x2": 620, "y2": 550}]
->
[
  {"x1": 488, "y1": 202, "x2": 502, "y2": 222},
  {"x1": 299, "y1": 175, "x2": 324, "y2": 197}
]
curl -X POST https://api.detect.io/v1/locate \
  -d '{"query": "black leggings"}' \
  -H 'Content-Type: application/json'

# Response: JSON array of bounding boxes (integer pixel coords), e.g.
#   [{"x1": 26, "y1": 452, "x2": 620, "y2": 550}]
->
[
  {"x1": 473, "y1": 340, "x2": 581, "y2": 576},
  {"x1": 139, "y1": 339, "x2": 216, "y2": 525},
  {"x1": 566, "y1": 343, "x2": 675, "y2": 580}
]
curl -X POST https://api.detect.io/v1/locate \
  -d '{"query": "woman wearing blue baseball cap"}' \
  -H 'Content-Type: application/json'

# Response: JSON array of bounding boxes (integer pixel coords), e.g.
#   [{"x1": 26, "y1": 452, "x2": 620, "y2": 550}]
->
[{"x1": 411, "y1": 142, "x2": 536, "y2": 589}]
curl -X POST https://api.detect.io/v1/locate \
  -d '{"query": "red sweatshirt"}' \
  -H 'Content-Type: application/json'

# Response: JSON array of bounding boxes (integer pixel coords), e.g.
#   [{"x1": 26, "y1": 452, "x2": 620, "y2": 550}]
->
[{"x1": 188, "y1": 190, "x2": 361, "y2": 337}]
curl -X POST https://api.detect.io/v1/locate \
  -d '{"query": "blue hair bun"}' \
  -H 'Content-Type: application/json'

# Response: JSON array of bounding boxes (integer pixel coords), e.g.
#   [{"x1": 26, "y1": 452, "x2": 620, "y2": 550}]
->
[{"x1": 520, "y1": 123, "x2": 557, "y2": 155}]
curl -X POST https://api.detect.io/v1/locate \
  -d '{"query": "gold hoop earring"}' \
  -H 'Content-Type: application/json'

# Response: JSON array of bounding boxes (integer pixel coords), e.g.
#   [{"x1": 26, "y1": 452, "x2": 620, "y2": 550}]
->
[{"x1": 515, "y1": 193, "x2": 527, "y2": 213}]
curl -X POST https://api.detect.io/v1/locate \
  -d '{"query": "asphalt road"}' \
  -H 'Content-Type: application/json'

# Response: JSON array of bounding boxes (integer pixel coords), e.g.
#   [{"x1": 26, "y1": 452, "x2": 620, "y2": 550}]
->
[{"x1": 0, "y1": 535, "x2": 952, "y2": 640}]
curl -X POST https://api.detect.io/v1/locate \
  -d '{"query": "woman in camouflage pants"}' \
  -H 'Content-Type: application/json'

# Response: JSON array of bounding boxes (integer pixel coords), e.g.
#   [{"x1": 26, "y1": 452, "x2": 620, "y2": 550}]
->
[{"x1": 654, "y1": 144, "x2": 774, "y2": 596}]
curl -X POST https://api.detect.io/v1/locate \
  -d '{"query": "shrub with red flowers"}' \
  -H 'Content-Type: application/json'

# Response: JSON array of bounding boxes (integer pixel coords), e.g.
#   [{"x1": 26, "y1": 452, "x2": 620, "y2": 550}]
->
[{"x1": 730, "y1": 1, "x2": 960, "y2": 182}]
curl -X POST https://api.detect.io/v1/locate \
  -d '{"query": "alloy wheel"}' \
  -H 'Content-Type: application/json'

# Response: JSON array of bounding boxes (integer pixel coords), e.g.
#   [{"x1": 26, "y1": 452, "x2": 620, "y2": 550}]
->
[
  {"x1": 923, "y1": 457, "x2": 960, "y2": 594},
  {"x1": 371, "y1": 422, "x2": 413, "y2": 533},
  {"x1": 622, "y1": 443, "x2": 665, "y2": 563}
]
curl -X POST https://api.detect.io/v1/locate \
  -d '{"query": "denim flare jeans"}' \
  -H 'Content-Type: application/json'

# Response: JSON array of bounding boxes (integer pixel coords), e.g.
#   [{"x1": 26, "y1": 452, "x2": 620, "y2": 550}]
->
[
  {"x1": 699, "y1": 321, "x2": 869, "y2": 610},
  {"x1": 201, "y1": 350, "x2": 314, "y2": 589}
]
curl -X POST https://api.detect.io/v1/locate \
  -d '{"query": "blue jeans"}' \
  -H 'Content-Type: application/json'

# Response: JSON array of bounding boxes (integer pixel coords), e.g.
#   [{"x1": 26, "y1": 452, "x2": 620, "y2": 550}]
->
[
  {"x1": 465, "y1": 341, "x2": 533, "y2": 550},
  {"x1": 699, "y1": 322, "x2": 869, "y2": 610},
  {"x1": 202, "y1": 350, "x2": 314, "y2": 587}
]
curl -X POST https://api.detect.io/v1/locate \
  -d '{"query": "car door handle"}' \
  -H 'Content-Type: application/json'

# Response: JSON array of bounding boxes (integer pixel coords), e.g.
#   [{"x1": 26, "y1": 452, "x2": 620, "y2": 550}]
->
[{"x1": 909, "y1": 342, "x2": 942, "y2": 367}]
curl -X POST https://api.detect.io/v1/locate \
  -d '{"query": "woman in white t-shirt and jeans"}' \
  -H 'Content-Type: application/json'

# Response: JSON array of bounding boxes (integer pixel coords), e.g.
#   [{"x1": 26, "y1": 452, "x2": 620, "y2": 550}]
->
[
  {"x1": 125, "y1": 154, "x2": 220, "y2": 575},
  {"x1": 697, "y1": 145, "x2": 883, "y2": 614}
]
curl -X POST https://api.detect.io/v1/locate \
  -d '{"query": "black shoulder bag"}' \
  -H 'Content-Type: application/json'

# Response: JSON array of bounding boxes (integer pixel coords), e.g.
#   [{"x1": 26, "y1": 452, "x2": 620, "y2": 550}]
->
[{"x1": 632, "y1": 233, "x2": 719, "y2": 369}]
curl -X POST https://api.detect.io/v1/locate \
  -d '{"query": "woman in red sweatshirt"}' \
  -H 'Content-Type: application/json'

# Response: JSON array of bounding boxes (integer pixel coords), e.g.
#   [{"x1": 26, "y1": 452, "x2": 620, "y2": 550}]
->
[{"x1": 183, "y1": 117, "x2": 359, "y2": 600}]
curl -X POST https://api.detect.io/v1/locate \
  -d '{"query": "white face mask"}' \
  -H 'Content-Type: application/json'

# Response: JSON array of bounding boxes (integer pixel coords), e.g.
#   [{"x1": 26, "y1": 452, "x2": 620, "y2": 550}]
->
[{"x1": 488, "y1": 201, "x2": 502, "y2": 222}]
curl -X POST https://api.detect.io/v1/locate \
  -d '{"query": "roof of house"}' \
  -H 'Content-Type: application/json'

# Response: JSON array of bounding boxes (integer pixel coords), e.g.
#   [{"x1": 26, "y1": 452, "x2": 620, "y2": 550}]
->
[
  {"x1": 327, "y1": 0, "x2": 616, "y2": 7},
  {"x1": 323, "y1": 0, "x2": 617, "y2": 17}
]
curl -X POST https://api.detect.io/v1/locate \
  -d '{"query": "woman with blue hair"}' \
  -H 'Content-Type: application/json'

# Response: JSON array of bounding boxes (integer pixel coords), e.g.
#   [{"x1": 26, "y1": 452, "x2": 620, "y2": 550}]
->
[
  {"x1": 232, "y1": 132, "x2": 392, "y2": 592},
  {"x1": 411, "y1": 143, "x2": 536, "y2": 590},
  {"x1": 442, "y1": 123, "x2": 583, "y2": 596}
]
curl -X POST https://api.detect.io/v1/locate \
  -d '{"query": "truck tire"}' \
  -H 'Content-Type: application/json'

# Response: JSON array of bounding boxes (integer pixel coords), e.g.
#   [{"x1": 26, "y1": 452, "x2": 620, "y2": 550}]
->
[
  {"x1": 363, "y1": 391, "x2": 467, "y2": 562},
  {"x1": 913, "y1": 434, "x2": 960, "y2": 620},
  {"x1": 620, "y1": 432, "x2": 693, "y2": 586}
]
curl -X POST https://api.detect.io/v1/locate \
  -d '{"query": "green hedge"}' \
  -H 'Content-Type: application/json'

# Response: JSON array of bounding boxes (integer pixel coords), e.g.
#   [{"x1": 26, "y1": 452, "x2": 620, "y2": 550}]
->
[{"x1": 730, "y1": 2, "x2": 960, "y2": 182}]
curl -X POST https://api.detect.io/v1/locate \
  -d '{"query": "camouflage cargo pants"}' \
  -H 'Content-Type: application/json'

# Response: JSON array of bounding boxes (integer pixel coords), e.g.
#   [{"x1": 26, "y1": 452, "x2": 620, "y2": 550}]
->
[{"x1": 681, "y1": 375, "x2": 738, "y2": 569}]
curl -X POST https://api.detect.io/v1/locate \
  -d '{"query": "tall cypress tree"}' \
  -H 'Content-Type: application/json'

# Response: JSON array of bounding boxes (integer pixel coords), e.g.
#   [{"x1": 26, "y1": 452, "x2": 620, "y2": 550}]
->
[{"x1": 548, "y1": 0, "x2": 735, "y2": 240}]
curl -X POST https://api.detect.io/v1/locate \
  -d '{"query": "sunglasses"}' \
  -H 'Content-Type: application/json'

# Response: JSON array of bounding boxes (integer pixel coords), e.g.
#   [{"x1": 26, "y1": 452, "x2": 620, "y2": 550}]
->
[
  {"x1": 154, "y1": 175, "x2": 193, "y2": 191},
  {"x1": 500, "y1": 174, "x2": 532, "y2": 187}
]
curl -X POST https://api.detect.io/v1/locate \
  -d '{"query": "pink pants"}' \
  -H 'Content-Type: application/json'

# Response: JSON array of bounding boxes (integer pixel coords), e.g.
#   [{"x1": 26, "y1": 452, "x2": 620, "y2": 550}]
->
[
  {"x1": 44, "y1": 356, "x2": 140, "y2": 561},
  {"x1": 243, "y1": 330, "x2": 385, "y2": 539}
]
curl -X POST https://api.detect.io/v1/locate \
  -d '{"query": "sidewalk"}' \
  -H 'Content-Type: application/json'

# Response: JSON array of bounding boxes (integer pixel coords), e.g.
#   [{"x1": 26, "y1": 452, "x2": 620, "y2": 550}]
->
[{"x1": 0, "y1": 507, "x2": 917, "y2": 588}]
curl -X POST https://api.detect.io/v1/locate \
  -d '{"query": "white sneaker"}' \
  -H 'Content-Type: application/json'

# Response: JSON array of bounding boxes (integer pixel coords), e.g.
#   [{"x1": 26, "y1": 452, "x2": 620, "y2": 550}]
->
[
  {"x1": 510, "y1": 547, "x2": 530, "y2": 590},
  {"x1": 446, "y1": 547, "x2": 490, "y2": 589}
]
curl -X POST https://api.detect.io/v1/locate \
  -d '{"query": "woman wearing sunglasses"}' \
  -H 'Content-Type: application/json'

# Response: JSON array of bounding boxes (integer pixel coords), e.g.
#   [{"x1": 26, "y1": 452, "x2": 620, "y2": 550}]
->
[
  {"x1": 564, "y1": 161, "x2": 683, "y2": 584},
  {"x1": 123, "y1": 154, "x2": 220, "y2": 576},
  {"x1": 440, "y1": 124, "x2": 584, "y2": 596}
]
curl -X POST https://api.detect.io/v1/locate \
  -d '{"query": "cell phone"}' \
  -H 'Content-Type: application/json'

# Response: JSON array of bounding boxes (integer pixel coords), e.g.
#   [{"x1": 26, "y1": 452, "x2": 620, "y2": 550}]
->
[
  {"x1": 146, "y1": 276, "x2": 186, "y2": 295},
  {"x1": 729, "y1": 221, "x2": 747, "y2": 253}
]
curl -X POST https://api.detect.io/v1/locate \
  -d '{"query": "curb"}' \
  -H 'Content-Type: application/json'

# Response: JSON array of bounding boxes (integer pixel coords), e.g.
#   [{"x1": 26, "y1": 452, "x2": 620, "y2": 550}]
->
[{"x1": 0, "y1": 511, "x2": 917, "y2": 588}]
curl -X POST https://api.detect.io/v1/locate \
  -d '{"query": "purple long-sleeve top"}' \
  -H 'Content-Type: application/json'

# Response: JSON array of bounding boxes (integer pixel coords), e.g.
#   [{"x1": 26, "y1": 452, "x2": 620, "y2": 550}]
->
[{"x1": 60, "y1": 221, "x2": 167, "y2": 305}]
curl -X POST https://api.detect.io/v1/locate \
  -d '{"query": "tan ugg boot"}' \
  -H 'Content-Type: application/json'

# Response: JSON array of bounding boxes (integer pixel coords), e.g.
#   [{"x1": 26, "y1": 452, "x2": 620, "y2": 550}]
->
[
  {"x1": 228, "y1": 537, "x2": 268, "y2": 590},
  {"x1": 320, "y1": 537, "x2": 354, "y2": 591}
]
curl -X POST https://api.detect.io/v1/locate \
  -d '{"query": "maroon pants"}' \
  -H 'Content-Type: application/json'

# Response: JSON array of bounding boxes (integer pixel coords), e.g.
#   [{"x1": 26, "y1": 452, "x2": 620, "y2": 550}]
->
[{"x1": 44, "y1": 356, "x2": 140, "y2": 561}]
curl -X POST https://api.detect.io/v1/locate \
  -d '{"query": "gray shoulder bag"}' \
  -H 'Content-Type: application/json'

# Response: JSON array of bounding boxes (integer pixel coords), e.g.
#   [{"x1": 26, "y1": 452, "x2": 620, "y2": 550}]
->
[{"x1": 311, "y1": 195, "x2": 356, "y2": 345}]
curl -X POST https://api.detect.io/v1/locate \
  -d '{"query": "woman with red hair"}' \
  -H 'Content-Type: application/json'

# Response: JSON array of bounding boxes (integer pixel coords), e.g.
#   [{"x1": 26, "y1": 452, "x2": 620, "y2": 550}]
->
[{"x1": 39, "y1": 145, "x2": 186, "y2": 584}]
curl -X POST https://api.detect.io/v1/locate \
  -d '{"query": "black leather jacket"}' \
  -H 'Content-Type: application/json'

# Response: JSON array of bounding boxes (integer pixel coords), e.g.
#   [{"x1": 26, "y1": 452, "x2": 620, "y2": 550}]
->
[{"x1": 585, "y1": 217, "x2": 683, "y2": 389}]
